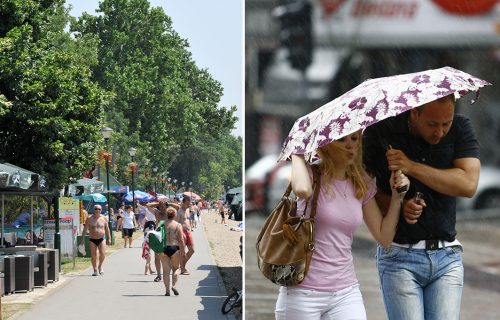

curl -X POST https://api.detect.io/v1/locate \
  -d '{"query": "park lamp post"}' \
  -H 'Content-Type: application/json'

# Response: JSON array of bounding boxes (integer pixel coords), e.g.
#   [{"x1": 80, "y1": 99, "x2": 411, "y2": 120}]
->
[
  {"x1": 152, "y1": 166, "x2": 158, "y2": 193},
  {"x1": 167, "y1": 177, "x2": 172, "y2": 199},
  {"x1": 101, "y1": 126, "x2": 115, "y2": 244},
  {"x1": 189, "y1": 182, "x2": 193, "y2": 202},
  {"x1": 173, "y1": 179, "x2": 177, "y2": 199},
  {"x1": 128, "y1": 147, "x2": 137, "y2": 213}
]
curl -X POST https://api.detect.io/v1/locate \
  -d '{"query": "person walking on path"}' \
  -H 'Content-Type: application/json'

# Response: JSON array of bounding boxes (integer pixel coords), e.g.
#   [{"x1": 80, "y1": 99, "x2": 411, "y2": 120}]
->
[
  {"x1": 80, "y1": 204, "x2": 111, "y2": 276},
  {"x1": 176, "y1": 196, "x2": 194, "y2": 275},
  {"x1": 141, "y1": 223, "x2": 156, "y2": 275},
  {"x1": 115, "y1": 204, "x2": 124, "y2": 232},
  {"x1": 275, "y1": 131, "x2": 409, "y2": 320},
  {"x1": 160, "y1": 206, "x2": 186, "y2": 296},
  {"x1": 122, "y1": 205, "x2": 139, "y2": 248},
  {"x1": 144, "y1": 201, "x2": 181, "y2": 282},
  {"x1": 363, "y1": 95, "x2": 481, "y2": 320},
  {"x1": 218, "y1": 200, "x2": 226, "y2": 225}
]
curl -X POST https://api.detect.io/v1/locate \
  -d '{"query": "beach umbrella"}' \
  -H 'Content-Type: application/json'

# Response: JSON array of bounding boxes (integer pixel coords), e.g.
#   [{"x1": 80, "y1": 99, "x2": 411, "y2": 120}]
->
[
  {"x1": 73, "y1": 193, "x2": 107, "y2": 203},
  {"x1": 123, "y1": 190, "x2": 154, "y2": 203}
]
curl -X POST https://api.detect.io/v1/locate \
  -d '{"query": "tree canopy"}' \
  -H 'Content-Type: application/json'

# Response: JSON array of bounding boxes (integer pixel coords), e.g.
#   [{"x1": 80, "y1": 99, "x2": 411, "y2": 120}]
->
[{"x1": 0, "y1": 0, "x2": 241, "y2": 197}]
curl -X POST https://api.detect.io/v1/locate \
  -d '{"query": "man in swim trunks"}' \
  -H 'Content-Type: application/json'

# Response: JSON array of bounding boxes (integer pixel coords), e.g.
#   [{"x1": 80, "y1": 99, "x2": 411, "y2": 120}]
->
[
  {"x1": 80, "y1": 204, "x2": 111, "y2": 276},
  {"x1": 175, "y1": 196, "x2": 195, "y2": 275}
]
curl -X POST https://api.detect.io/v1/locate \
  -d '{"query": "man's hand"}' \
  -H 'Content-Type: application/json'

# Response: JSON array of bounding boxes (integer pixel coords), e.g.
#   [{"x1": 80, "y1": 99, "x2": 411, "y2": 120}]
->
[
  {"x1": 106, "y1": 239, "x2": 111, "y2": 245},
  {"x1": 386, "y1": 148, "x2": 414, "y2": 175},
  {"x1": 403, "y1": 197, "x2": 427, "y2": 224}
]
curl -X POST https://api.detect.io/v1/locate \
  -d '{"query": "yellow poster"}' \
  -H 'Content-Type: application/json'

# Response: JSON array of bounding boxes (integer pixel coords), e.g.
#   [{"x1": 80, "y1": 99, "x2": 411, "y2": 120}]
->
[{"x1": 59, "y1": 197, "x2": 80, "y2": 211}]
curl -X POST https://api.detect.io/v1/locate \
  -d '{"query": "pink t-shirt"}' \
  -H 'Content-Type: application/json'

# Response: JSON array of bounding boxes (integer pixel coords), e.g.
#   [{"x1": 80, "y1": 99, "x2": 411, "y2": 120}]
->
[{"x1": 296, "y1": 169, "x2": 376, "y2": 292}]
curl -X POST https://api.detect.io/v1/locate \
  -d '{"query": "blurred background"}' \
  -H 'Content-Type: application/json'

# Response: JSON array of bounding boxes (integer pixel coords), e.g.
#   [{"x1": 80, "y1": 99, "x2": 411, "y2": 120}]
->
[{"x1": 245, "y1": 1, "x2": 500, "y2": 319}]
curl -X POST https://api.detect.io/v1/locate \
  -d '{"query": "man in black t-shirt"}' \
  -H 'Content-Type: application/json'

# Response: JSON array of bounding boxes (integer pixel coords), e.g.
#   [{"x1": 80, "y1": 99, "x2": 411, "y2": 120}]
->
[{"x1": 363, "y1": 94, "x2": 480, "y2": 320}]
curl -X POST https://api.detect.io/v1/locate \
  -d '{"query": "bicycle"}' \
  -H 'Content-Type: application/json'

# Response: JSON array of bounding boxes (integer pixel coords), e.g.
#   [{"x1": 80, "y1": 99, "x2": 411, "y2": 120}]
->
[{"x1": 221, "y1": 287, "x2": 242, "y2": 314}]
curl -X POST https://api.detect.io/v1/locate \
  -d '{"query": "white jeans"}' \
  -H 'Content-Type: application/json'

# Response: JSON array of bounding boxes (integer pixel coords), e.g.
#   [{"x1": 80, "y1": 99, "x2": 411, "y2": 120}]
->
[{"x1": 275, "y1": 284, "x2": 367, "y2": 320}]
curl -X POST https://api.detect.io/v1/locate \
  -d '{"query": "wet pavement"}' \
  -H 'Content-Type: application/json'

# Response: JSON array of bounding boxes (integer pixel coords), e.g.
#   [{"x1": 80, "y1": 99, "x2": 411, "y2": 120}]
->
[{"x1": 245, "y1": 214, "x2": 500, "y2": 320}]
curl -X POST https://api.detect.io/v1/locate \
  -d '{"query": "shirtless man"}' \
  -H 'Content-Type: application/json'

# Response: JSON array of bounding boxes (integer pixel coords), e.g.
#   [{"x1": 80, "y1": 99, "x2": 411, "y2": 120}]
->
[
  {"x1": 176, "y1": 196, "x2": 195, "y2": 275},
  {"x1": 80, "y1": 204, "x2": 111, "y2": 276}
]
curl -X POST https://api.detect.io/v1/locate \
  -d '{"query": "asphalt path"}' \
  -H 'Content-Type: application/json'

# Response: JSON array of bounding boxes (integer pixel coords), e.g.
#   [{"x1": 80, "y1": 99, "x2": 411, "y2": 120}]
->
[
  {"x1": 246, "y1": 214, "x2": 500, "y2": 320},
  {"x1": 11, "y1": 221, "x2": 235, "y2": 320}
]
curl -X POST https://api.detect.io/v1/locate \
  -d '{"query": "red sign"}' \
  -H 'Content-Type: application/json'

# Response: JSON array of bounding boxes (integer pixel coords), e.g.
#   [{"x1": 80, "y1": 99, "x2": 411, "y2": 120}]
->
[{"x1": 433, "y1": 0, "x2": 499, "y2": 16}]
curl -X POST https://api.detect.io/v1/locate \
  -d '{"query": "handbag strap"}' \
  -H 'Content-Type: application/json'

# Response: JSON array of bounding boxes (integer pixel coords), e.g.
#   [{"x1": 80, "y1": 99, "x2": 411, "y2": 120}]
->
[{"x1": 309, "y1": 165, "x2": 321, "y2": 219}]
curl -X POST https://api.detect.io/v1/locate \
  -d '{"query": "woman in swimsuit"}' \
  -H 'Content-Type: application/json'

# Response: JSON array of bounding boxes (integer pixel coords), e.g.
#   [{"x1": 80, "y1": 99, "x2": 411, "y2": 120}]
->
[{"x1": 160, "y1": 206, "x2": 185, "y2": 296}]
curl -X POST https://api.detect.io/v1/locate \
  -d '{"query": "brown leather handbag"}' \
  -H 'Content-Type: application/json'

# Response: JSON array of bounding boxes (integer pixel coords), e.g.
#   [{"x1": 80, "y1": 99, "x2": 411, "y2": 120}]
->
[{"x1": 256, "y1": 165, "x2": 321, "y2": 286}]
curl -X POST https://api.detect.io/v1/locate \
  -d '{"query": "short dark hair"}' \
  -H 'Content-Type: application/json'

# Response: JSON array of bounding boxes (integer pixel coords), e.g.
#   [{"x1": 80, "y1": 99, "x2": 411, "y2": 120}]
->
[
  {"x1": 125, "y1": 205, "x2": 132, "y2": 209},
  {"x1": 183, "y1": 196, "x2": 191, "y2": 203}
]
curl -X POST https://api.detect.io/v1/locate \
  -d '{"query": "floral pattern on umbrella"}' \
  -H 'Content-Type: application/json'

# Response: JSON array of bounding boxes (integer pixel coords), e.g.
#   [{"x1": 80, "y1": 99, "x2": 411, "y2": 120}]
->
[{"x1": 278, "y1": 66, "x2": 491, "y2": 162}]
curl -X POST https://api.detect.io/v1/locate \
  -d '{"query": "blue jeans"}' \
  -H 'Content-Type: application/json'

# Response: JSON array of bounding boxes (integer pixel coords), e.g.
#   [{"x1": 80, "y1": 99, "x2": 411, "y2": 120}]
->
[{"x1": 376, "y1": 245, "x2": 464, "y2": 320}]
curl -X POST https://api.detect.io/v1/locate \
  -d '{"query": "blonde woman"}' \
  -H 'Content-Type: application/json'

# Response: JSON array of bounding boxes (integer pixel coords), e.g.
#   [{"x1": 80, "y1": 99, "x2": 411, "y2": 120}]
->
[{"x1": 275, "y1": 131, "x2": 409, "y2": 320}]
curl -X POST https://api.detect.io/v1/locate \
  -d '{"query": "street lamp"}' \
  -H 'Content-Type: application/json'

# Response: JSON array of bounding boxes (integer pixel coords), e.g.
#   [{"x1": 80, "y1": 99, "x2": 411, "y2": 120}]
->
[
  {"x1": 189, "y1": 181, "x2": 193, "y2": 202},
  {"x1": 167, "y1": 177, "x2": 172, "y2": 199},
  {"x1": 152, "y1": 166, "x2": 158, "y2": 192},
  {"x1": 173, "y1": 179, "x2": 177, "y2": 199},
  {"x1": 101, "y1": 126, "x2": 114, "y2": 244},
  {"x1": 128, "y1": 147, "x2": 137, "y2": 214}
]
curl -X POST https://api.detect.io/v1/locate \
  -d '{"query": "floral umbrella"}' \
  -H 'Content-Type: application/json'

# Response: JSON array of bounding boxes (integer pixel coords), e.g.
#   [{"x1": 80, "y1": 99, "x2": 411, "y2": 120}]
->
[{"x1": 278, "y1": 66, "x2": 491, "y2": 162}]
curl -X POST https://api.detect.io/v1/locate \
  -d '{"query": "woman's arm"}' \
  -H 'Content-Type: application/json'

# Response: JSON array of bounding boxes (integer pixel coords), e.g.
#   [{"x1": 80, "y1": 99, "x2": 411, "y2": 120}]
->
[
  {"x1": 363, "y1": 171, "x2": 409, "y2": 248},
  {"x1": 291, "y1": 154, "x2": 312, "y2": 198}
]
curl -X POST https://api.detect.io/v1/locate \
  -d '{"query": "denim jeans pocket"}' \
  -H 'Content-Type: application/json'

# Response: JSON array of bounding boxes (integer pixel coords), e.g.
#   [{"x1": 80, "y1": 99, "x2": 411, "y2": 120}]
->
[
  {"x1": 378, "y1": 245, "x2": 403, "y2": 260},
  {"x1": 445, "y1": 245, "x2": 463, "y2": 257}
]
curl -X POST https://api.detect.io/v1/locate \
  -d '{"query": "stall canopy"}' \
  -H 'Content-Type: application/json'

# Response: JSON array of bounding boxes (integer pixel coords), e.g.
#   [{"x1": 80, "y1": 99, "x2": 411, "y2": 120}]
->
[
  {"x1": 68, "y1": 178, "x2": 104, "y2": 196},
  {"x1": 0, "y1": 161, "x2": 52, "y2": 247},
  {"x1": 0, "y1": 162, "x2": 48, "y2": 191}
]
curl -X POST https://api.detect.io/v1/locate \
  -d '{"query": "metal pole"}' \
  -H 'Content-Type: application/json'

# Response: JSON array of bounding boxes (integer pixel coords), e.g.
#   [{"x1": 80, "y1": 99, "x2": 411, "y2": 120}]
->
[
  {"x1": 131, "y1": 159, "x2": 136, "y2": 214},
  {"x1": 30, "y1": 196, "x2": 33, "y2": 245},
  {"x1": 55, "y1": 195, "x2": 61, "y2": 270},
  {"x1": 1, "y1": 194, "x2": 4, "y2": 247},
  {"x1": 105, "y1": 140, "x2": 114, "y2": 245}
]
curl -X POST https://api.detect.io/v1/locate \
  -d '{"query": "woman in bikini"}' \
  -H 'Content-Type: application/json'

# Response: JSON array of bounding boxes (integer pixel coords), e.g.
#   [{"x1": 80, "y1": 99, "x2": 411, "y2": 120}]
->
[{"x1": 160, "y1": 206, "x2": 185, "y2": 296}]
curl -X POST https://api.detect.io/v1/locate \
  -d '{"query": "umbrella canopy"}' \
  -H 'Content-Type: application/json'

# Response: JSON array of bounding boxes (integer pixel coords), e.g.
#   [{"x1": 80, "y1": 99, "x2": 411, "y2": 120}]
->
[
  {"x1": 123, "y1": 190, "x2": 155, "y2": 203},
  {"x1": 227, "y1": 187, "x2": 242, "y2": 195},
  {"x1": 278, "y1": 66, "x2": 491, "y2": 162},
  {"x1": 73, "y1": 193, "x2": 107, "y2": 203},
  {"x1": 183, "y1": 191, "x2": 201, "y2": 200}
]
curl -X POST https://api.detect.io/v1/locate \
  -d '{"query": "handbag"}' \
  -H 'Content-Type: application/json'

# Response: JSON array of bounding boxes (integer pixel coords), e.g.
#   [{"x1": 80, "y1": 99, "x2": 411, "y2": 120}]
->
[{"x1": 256, "y1": 165, "x2": 321, "y2": 286}]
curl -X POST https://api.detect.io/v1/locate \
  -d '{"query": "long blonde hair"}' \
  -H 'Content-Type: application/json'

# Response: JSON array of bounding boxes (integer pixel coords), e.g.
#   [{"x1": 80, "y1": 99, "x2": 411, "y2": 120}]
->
[{"x1": 316, "y1": 132, "x2": 368, "y2": 199}]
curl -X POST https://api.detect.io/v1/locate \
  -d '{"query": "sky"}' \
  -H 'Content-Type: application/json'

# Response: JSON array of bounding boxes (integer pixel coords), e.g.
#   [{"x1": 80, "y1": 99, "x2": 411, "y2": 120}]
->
[{"x1": 65, "y1": 0, "x2": 243, "y2": 137}]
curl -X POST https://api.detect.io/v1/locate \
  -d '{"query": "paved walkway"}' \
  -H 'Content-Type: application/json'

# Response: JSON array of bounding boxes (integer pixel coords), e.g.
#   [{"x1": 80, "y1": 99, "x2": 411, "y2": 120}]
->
[
  {"x1": 246, "y1": 214, "x2": 500, "y2": 320},
  {"x1": 7, "y1": 220, "x2": 234, "y2": 320}
]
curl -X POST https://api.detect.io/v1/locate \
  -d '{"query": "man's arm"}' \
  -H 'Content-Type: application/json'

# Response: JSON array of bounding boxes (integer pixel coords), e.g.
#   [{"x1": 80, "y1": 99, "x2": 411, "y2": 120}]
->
[
  {"x1": 104, "y1": 218, "x2": 111, "y2": 245},
  {"x1": 386, "y1": 148, "x2": 480, "y2": 198}
]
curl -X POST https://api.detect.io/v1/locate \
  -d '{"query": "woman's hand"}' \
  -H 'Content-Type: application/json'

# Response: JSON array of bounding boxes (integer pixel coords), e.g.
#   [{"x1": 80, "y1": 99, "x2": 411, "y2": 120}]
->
[{"x1": 390, "y1": 170, "x2": 409, "y2": 196}]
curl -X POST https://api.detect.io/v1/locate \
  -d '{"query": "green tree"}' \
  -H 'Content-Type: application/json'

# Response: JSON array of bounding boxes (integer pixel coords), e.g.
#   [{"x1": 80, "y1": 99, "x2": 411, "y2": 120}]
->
[
  {"x1": 71, "y1": 0, "x2": 238, "y2": 190},
  {"x1": 0, "y1": 0, "x2": 106, "y2": 189}
]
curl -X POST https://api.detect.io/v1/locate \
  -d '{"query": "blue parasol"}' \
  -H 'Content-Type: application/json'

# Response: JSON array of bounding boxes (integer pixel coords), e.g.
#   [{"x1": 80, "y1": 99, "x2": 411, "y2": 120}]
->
[
  {"x1": 73, "y1": 193, "x2": 107, "y2": 203},
  {"x1": 123, "y1": 190, "x2": 154, "y2": 203}
]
